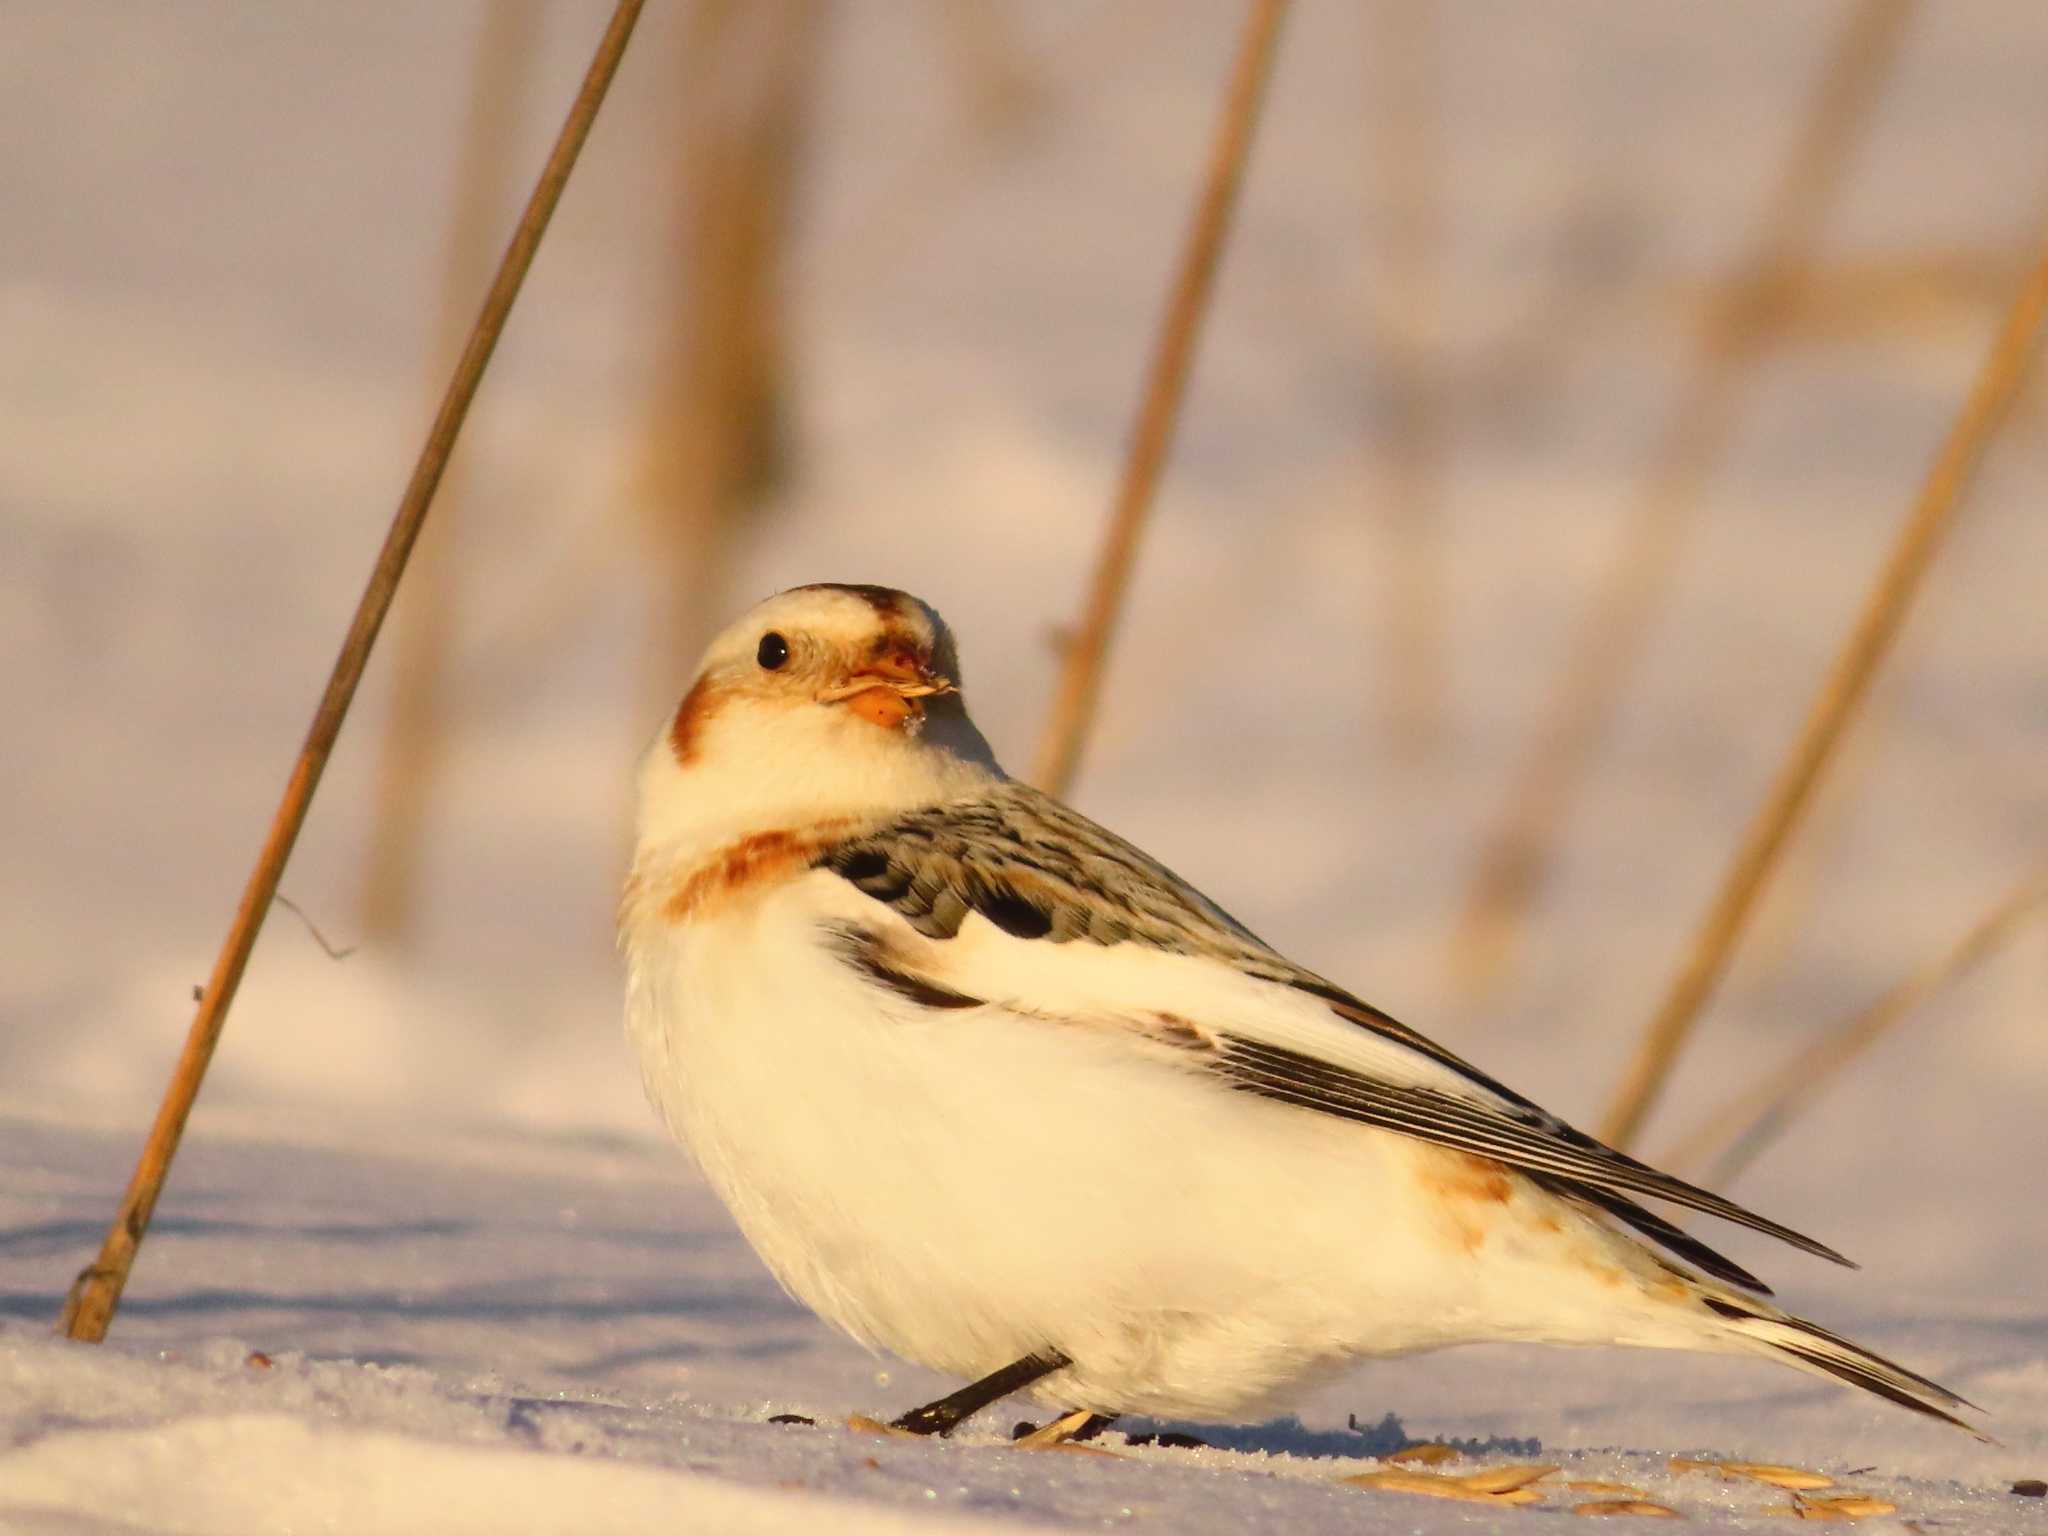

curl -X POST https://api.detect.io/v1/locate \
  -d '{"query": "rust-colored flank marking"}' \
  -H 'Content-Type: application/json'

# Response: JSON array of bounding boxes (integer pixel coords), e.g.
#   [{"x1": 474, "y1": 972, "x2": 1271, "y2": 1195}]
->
[
  {"x1": 1570, "y1": 1247, "x2": 1633, "y2": 1290},
  {"x1": 1149, "y1": 1012, "x2": 1209, "y2": 1049},
  {"x1": 1421, "y1": 1150, "x2": 1516, "y2": 1255},
  {"x1": 669, "y1": 674, "x2": 716, "y2": 766},
  {"x1": 1442, "y1": 1151, "x2": 1514, "y2": 1204}
]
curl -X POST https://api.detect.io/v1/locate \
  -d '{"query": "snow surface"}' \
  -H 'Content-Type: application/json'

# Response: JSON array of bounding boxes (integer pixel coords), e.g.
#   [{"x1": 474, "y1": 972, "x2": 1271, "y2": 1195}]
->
[{"x1": 4, "y1": 1, "x2": 2046, "y2": 1530}]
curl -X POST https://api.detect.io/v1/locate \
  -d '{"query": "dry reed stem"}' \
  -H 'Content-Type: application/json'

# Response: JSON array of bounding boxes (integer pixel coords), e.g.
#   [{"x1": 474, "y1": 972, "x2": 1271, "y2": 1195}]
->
[
  {"x1": 639, "y1": 0, "x2": 821, "y2": 668},
  {"x1": 816, "y1": 3, "x2": 1159, "y2": 305},
  {"x1": 361, "y1": 0, "x2": 542, "y2": 945},
  {"x1": 1452, "y1": 241, "x2": 2015, "y2": 438},
  {"x1": 1442, "y1": 0, "x2": 1916, "y2": 1003},
  {"x1": 57, "y1": 0, "x2": 647, "y2": 1343},
  {"x1": 1031, "y1": 0, "x2": 1290, "y2": 796},
  {"x1": 1659, "y1": 869, "x2": 2048, "y2": 1183},
  {"x1": 626, "y1": 0, "x2": 820, "y2": 875},
  {"x1": 928, "y1": 0, "x2": 1041, "y2": 140},
  {"x1": 1722, "y1": 681, "x2": 1889, "y2": 991},
  {"x1": 1599, "y1": 232, "x2": 2048, "y2": 1150},
  {"x1": 1672, "y1": 247, "x2": 2025, "y2": 353},
  {"x1": 1365, "y1": 0, "x2": 1447, "y2": 762}
]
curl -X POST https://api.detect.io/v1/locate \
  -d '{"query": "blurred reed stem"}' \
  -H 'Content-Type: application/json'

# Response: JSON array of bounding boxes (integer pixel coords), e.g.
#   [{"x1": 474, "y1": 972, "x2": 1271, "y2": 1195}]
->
[
  {"x1": 928, "y1": 0, "x2": 1040, "y2": 141},
  {"x1": 361, "y1": 0, "x2": 542, "y2": 947},
  {"x1": 817, "y1": 3, "x2": 1160, "y2": 306},
  {"x1": 1442, "y1": 0, "x2": 1916, "y2": 1004},
  {"x1": 637, "y1": 0, "x2": 822, "y2": 700},
  {"x1": 1659, "y1": 870, "x2": 2048, "y2": 1185},
  {"x1": 1599, "y1": 226, "x2": 2048, "y2": 1150},
  {"x1": 1033, "y1": 0, "x2": 1291, "y2": 797},
  {"x1": 1365, "y1": 0, "x2": 1447, "y2": 764},
  {"x1": 58, "y1": 0, "x2": 647, "y2": 1344}
]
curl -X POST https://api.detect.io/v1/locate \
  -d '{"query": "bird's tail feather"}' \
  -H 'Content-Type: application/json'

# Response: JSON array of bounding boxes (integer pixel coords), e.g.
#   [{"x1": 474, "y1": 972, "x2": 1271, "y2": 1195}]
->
[{"x1": 1699, "y1": 1296, "x2": 1985, "y2": 1438}]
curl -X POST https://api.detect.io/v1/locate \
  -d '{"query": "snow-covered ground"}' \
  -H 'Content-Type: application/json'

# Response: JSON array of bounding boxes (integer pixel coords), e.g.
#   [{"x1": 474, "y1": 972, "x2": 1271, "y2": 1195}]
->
[
  {"x1": 5, "y1": 1102, "x2": 2046, "y2": 1532},
  {"x1": 4, "y1": 2, "x2": 2045, "y2": 1530}
]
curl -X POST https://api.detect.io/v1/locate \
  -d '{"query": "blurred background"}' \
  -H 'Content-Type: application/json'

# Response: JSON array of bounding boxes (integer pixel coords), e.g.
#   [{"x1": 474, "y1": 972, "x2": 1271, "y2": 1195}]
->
[{"x1": 2, "y1": 2, "x2": 2043, "y2": 1306}]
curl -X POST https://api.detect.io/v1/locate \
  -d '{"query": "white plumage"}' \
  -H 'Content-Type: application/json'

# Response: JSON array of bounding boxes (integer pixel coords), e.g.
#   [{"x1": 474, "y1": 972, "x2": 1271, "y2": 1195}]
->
[{"x1": 620, "y1": 584, "x2": 1975, "y2": 1436}]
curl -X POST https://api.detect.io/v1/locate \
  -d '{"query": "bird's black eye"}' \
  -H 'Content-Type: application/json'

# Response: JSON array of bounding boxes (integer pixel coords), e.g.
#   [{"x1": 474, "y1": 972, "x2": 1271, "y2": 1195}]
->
[{"x1": 756, "y1": 632, "x2": 790, "y2": 671}]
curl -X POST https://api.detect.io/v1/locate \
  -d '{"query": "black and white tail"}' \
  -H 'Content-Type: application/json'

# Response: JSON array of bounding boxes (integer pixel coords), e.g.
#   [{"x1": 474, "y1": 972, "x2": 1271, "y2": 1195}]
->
[{"x1": 1700, "y1": 1296, "x2": 1983, "y2": 1437}]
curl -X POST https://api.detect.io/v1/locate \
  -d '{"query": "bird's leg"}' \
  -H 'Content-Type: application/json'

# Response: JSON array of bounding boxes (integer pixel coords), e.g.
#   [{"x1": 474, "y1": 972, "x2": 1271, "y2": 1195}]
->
[{"x1": 890, "y1": 1349, "x2": 1071, "y2": 1437}]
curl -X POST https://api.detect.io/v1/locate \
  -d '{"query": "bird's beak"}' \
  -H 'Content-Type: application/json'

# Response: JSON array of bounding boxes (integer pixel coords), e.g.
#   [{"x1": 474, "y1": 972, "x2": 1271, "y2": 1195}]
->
[{"x1": 816, "y1": 650, "x2": 955, "y2": 729}]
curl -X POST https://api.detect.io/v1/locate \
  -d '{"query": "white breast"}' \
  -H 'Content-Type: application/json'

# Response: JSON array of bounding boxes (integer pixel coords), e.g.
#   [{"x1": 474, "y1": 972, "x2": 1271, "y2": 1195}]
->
[{"x1": 625, "y1": 870, "x2": 1063, "y2": 1378}]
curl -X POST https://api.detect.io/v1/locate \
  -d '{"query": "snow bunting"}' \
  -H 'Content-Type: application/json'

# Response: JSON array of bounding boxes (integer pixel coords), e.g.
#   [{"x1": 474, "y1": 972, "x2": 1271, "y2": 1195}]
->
[{"x1": 620, "y1": 583, "x2": 1976, "y2": 1439}]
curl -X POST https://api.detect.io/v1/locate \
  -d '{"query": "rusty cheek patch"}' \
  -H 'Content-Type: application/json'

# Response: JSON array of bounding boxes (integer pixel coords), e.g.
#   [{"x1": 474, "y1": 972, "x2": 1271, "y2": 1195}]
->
[{"x1": 669, "y1": 675, "x2": 718, "y2": 766}]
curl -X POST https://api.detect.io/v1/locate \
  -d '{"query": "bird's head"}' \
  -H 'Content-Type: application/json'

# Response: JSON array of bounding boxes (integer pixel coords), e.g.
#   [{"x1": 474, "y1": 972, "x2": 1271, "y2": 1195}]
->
[{"x1": 635, "y1": 584, "x2": 1000, "y2": 856}]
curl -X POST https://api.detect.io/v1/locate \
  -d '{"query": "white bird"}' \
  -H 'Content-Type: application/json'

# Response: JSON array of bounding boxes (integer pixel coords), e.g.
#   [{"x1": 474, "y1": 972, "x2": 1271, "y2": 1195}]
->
[{"x1": 620, "y1": 583, "x2": 1975, "y2": 1441}]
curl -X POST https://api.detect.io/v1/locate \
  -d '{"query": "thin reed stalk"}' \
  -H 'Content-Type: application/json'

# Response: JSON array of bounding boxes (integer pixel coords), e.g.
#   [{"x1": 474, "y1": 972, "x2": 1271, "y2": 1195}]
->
[
  {"x1": 58, "y1": 0, "x2": 647, "y2": 1343},
  {"x1": 816, "y1": 3, "x2": 1160, "y2": 306},
  {"x1": 1598, "y1": 229, "x2": 2048, "y2": 1150},
  {"x1": 1723, "y1": 683, "x2": 1889, "y2": 989},
  {"x1": 637, "y1": 0, "x2": 821, "y2": 692},
  {"x1": 361, "y1": 0, "x2": 542, "y2": 945},
  {"x1": 1365, "y1": 0, "x2": 1446, "y2": 762},
  {"x1": 1442, "y1": 0, "x2": 1916, "y2": 1002},
  {"x1": 1031, "y1": 0, "x2": 1290, "y2": 797},
  {"x1": 1659, "y1": 871, "x2": 2047, "y2": 1185},
  {"x1": 929, "y1": 0, "x2": 1040, "y2": 140}
]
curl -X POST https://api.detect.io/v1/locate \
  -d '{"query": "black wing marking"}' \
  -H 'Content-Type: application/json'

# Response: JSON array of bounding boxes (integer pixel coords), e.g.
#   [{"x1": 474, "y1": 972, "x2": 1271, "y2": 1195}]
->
[
  {"x1": 1687, "y1": 1302, "x2": 1974, "y2": 1433},
  {"x1": 818, "y1": 787, "x2": 1245, "y2": 950},
  {"x1": 1215, "y1": 1034, "x2": 1852, "y2": 1269},
  {"x1": 1531, "y1": 1176, "x2": 1770, "y2": 1293},
  {"x1": 826, "y1": 926, "x2": 984, "y2": 1011},
  {"x1": 1275, "y1": 976, "x2": 1549, "y2": 1114}
]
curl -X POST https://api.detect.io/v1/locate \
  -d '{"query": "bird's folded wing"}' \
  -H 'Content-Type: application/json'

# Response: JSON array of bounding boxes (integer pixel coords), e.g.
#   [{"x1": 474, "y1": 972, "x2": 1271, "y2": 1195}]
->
[{"x1": 811, "y1": 784, "x2": 1848, "y2": 1273}]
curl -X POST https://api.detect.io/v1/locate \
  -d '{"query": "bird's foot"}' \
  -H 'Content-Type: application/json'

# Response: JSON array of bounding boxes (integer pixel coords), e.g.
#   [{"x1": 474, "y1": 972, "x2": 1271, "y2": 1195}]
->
[
  {"x1": 847, "y1": 1413, "x2": 923, "y2": 1438},
  {"x1": 1014, "y1": 1409, "x2": 1120, "y2": 1453}
]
